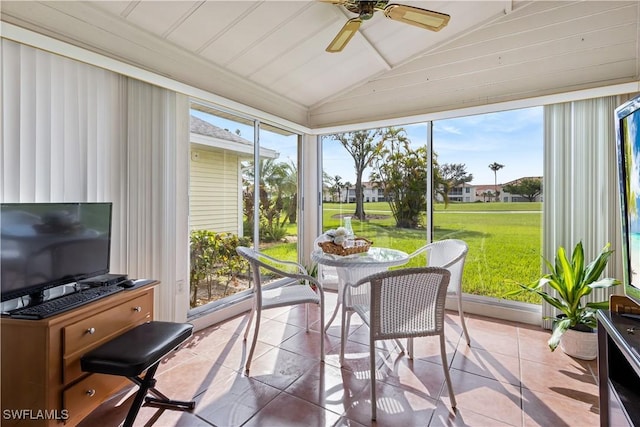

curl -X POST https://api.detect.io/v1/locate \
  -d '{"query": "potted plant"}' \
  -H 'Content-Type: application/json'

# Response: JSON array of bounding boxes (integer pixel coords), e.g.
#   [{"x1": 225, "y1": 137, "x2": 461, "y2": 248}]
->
[{"x1": 505, "y1": 241, "x2": 620, "y2": 359}]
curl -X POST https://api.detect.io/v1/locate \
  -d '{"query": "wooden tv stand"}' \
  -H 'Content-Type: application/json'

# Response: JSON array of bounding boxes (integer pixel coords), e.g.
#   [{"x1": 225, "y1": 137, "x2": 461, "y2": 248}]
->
[
  {"x1": 1, "y1": 282, "x2": 156, "y2": 426},
  {"x1": 597, "y1": 296, "x2": 640, "y2": 427}
]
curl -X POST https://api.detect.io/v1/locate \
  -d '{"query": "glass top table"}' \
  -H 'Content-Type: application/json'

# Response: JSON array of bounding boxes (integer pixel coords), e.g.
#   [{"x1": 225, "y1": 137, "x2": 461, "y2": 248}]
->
[{"x1": 311, "y1": 246, "x2": 409, "y2": 331}]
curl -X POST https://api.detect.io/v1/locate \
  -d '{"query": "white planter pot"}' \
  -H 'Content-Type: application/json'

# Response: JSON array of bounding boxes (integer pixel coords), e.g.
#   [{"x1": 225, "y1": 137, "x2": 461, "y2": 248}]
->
[{"x1": 559, "y1": 328, "x2": 597, "y2": 360}]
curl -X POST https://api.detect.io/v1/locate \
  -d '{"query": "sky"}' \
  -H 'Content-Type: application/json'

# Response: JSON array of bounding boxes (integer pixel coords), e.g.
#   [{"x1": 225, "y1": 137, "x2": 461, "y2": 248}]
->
[
  {"x1": 323, "y1": 106, "x2": 544, "y2": 185},
  {"x1": 192, "y1": 106, "x2": 544, "y2": 186}
]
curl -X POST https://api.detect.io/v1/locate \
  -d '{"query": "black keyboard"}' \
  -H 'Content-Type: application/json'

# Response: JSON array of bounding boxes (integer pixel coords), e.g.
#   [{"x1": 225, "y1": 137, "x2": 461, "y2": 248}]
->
[{"x1": 9, "y1": 285, "x2": 124, "y2": 319}]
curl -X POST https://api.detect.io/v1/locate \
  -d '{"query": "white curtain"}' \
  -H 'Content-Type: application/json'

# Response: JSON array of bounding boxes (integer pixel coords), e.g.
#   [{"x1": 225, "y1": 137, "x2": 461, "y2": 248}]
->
[
  {"x1": 1, "y1": 40, "x2": 190, "y2": 321},
  {"x1": 124, "y1": 80, "x2": 190, "y2": 321},
  {"x1": 542, "y1": 96, "x2": 624, "y2": 328}
]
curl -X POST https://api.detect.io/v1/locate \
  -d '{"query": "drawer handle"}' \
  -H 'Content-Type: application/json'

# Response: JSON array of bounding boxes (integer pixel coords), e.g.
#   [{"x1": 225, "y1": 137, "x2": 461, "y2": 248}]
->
[
  {"x1": 86, "y1": 389, "x2": 96, "y2": 397},
  {"x1": 133, "y1": 306, "x2": 142, "y2": 312},
  {"x1": 86, "y1": 327, "x2": 96, "y2": 335}
]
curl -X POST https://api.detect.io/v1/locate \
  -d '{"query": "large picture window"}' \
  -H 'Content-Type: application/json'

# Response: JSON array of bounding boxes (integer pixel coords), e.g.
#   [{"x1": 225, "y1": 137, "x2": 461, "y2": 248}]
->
[{"x1": 320, "y1": 107, "x2": 544, "y2": 306}]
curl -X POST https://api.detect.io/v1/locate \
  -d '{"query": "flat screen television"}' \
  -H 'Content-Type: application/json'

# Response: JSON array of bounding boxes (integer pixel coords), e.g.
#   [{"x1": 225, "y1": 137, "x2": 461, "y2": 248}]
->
[
  {"x1": 0, "y1": 202, "x2": 112, "y2": 304},
  {"x1": 616, "y1": 93, "x2": 640, "y2": 307}
]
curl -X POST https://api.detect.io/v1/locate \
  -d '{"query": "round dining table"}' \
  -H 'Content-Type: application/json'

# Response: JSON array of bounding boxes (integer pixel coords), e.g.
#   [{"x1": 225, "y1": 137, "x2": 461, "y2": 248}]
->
[{"x1": 311, "y1": 245, "x2": 409, "y2": 331}]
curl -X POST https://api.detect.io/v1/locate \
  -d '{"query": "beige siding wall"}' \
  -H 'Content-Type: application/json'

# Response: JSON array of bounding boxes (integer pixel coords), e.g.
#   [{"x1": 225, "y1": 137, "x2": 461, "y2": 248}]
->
[{"x1": 189, "y1": 146, "x2": 241, "y2": 234}]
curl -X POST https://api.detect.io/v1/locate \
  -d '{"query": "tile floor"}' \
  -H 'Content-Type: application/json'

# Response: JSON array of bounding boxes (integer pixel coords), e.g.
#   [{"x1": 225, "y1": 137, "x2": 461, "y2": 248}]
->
[{"x1": 81, "y1": 292, "x2": 600, "y2": 426}]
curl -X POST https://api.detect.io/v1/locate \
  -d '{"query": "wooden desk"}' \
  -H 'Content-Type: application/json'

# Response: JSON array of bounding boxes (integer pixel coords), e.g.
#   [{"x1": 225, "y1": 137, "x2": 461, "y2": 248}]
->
[{"x1": 1, "y1": 283, "x2": 156, "y2": 426}]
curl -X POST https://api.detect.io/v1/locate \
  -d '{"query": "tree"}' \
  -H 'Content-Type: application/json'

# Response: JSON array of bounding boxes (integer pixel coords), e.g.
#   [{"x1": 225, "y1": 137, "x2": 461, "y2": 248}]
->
[
  {"x1": 502, "y1": 178, "x2": 542, "y2": 202},
  {"x1": 326, "y1": 129, "x2": 384, "y2": 220},
  {"x1": 331, "y1": 175, "x2": 343, "y2": 202},
  {"x1": 381, "y1": 127, "x2": 409, "y2": 156},
  {"x1": 242, "y1": 158, "x2": 296, "y2": 241},
  {"x1": 322, "y1": 171, "x2": 333, "y2": 201},
  {"x1": 488, "y1": 162, "x2": 505, "y2": 202},
  {"x1": 343, "y1": 181, "x2": 352, "y2": 202},
  {"x1": 435, "y1": 163, "x2": 473, "y2": 207},
  {"x1": 478, "y1": 190, "x2": 495, "y2": 203},
  {"x1": 371, "y1": 139, "x2": 429, "y2": 228}
]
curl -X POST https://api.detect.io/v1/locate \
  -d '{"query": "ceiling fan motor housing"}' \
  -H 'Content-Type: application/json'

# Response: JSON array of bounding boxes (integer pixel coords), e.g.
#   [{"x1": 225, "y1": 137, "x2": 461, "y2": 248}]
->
[
  {"x1": 344, "y1": 0, "x2": 389, "y2": 20},
  {"x1": 325, "y1": 0, "x2": 449, "y2": 53}
]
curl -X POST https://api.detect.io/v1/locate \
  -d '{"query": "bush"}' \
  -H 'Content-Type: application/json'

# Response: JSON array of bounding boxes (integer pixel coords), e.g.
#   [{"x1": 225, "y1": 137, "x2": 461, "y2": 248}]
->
[{"x1": 189, "y1": 230, "x2": 250, "y2": 307}]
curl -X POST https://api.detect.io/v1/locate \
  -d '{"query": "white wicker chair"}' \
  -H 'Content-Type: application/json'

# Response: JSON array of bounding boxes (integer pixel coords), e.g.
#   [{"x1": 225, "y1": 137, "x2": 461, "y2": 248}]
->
[
  {"x1": 406, "y1": 239, "x2": 470, "y2": 345},
  {"x1": 340, "y1": 267, "x2": 457, "y2": 420},
  {"x1": 236, "y1": 246, "x2": 325, "y2": 373}
]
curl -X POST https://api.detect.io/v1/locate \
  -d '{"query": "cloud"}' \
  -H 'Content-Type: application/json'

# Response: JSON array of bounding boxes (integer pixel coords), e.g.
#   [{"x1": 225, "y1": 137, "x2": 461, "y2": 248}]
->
[{"x1": 438, "y1": 125, "x2": 463, "y2": 135}]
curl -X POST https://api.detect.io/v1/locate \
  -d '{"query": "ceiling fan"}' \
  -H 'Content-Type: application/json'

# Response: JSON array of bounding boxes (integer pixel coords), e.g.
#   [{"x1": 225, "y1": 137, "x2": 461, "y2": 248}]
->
[{"x1": 322, "y1": 0, "x2": 450, "y2": 53}]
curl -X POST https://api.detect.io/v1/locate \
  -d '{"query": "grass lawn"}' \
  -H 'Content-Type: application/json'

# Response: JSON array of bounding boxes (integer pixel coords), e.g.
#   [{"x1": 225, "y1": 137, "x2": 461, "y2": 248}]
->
[
  {"x1": 262, "y1": 201, "x2": 542, "y2": 304},
  {"x1": 318, "y1": 201, "x2": 542, "y2": 304}
]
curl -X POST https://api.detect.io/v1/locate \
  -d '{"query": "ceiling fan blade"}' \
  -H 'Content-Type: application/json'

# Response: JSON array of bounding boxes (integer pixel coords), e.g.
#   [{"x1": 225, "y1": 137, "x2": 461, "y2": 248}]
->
[
  {"x1": 383, "y1": 4, "x2": 450, "y2": 32},
  {"x1": 326, "y1": 18, "x2": 361, "y2": 53}
]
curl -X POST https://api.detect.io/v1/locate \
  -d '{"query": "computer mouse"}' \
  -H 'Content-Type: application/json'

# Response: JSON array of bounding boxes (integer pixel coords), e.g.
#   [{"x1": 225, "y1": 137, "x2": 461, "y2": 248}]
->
[{"x1": 119, "y1": 279, "x2": 135, "y2": 288}]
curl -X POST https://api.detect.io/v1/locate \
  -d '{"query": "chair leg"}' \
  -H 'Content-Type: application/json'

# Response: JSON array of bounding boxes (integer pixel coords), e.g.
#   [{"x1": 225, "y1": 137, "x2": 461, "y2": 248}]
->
[
  {"x1": 243, "y1": 301, "x2": 256, "y2": 341},
  {"x1": 319, "y1": 300, "x2": 325, "y2": 362},
  {"x1": 439, "y1": 333, "x2": 457, "y2": 408},
  {"x1": 245, "y1": 306, "x2": 261, "y2": 373},
  {"x1": 324, "y1": 301, "x2": 340, "y2": 332},
  {"x1": 370, "y1": 335, "x2": 377, "y2": 421},
  {"x1": 325, "y1": 278, "x2": 344, "y2": 332},
  {"x1": 305, "y1": 302, "x2": 309, "y2": 332},
  {"x1": 407, "y1": 337, "x2": 413, "y2": 359},
  {"x1": 457, "y1": 292, "x2": 471, "y2": 346},
  {"x1": 340, "y1": 306, "x2": 351, "y2": 366}
]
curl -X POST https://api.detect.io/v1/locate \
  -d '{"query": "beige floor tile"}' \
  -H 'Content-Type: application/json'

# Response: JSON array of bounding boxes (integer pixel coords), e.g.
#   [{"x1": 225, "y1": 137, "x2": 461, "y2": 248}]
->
[{"x1": 82, "y1": 306, "x2": 606, "y2": 427}]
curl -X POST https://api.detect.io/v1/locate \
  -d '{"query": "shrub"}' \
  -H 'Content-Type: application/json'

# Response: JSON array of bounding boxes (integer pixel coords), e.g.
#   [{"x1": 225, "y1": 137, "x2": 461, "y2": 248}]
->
[{"x1": 189, "y1": 230, "x2": 250, "y2": 307}]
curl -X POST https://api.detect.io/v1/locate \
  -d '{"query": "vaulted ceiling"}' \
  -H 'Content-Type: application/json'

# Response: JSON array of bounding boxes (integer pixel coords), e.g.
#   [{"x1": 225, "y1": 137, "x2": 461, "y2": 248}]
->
[{"x1": 2, "y1": 1, "x2": 639, "y2": 129}]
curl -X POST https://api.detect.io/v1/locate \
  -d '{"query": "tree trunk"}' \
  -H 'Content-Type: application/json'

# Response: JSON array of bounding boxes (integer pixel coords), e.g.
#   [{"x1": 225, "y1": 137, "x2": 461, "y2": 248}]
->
[{"x1": 354, "y1": 176, "x2": 366, "y2": 220}]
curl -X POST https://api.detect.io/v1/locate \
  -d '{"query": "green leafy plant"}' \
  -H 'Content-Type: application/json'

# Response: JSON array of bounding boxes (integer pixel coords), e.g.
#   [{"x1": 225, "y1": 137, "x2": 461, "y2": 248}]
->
[{"x1": 505, "y1": 241, "x2": 620, "y2": 351}]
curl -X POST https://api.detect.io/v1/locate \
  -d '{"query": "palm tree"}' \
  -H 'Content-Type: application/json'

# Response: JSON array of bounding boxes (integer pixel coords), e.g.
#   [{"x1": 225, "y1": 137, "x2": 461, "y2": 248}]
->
[
  {"x1": 488, "y1": 162, "x2": 505, "y2": 202},
  {"x1": 343, "y1": 181, "x2": 352, "y2": 202},
  {"x1": 332, "y1": 175, "x2": 343, "y2": 202}
]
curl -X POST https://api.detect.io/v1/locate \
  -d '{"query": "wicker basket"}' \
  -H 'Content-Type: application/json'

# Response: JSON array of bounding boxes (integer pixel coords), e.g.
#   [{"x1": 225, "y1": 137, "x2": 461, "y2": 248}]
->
[{"x1": 318, "y1": 237, "x2": 372, "y2": 256}]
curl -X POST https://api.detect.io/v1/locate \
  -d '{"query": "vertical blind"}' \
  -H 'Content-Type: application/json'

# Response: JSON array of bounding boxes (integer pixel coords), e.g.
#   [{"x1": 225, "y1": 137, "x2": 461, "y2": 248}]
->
[
  {"x1": 542, "y1": 96, "x2": 623, "y2": 328},
  {"x1": 1, "y1": 39, "x2": 190, "y2": 321}
]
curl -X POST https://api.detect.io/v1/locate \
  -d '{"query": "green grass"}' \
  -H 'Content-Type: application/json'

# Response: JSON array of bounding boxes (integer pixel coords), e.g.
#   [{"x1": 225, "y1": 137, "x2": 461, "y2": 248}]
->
[
  {"x1": 265, "y1": 201, "x2": 543, "y2": 305},
  {"x1": 321, "y1": 202, "x2": 542, "y2": 304}
]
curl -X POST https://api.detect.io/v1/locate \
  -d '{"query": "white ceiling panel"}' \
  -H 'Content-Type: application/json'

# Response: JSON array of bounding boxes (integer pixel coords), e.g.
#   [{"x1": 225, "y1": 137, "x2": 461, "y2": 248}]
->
[
  {"x1": 89, "y1": 1, "x2": 134, "y2": 17},
  {"x1": 226, "y1": 2, "x2": 338, "y2": 79},
  {"x1": 2, "y1": 0, "x2": 638, "y2": 128},
  {"x1": 124, "y1": 1, "x2": 201, "y2": 38},
  {"x1": 199, "y1": 1, "x2": 309, "y2": 68},
  {"x1": 165, "y1": 1, "x2": 258, "y2": 52}
]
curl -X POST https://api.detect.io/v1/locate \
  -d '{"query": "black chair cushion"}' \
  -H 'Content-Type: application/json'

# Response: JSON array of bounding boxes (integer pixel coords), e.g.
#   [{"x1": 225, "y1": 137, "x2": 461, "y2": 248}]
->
[{"x1": 81, "y1": 321, "x2": 193, "y2": 378}]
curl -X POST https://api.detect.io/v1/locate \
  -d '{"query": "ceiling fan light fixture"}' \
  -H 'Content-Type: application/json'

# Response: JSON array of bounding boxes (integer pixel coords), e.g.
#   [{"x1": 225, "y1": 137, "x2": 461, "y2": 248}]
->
[
  {"x1": 384, "y1": 5, "x2": 450, "y2": 31},
  {"x1": 326, "y1": 18, "x2": 361, "y2": 53}
]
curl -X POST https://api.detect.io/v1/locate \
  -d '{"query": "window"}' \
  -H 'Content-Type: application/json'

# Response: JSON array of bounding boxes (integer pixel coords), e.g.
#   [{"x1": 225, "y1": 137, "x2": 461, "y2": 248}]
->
[
  {"x1": 320, "y1": 108, "x2": 543, "y2": 306},
  {"x1": 188, "y1": 102, "x2": 300, "y2": 311},
  {"x1": 432, "y1": 107, "x2": 543, "y2": 304}
]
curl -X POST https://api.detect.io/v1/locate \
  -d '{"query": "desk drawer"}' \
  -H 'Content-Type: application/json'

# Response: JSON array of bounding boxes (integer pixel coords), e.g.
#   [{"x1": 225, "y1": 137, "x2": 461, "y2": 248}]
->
[
  {"x1": 63, "y1": 373, "x2": 127, "y2": 425},
  {"x1": 62, "y1": 292, "x2": 152, "y2": 384},
  {"x1": 63, "y1": 292, "x2": 152, "y2": 357}
]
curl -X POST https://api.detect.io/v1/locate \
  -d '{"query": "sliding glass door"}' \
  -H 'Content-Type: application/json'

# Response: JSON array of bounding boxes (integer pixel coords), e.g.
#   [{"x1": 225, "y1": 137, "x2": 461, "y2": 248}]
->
[{"x1": 188, "y1": 102, "x2": 300, "y2": 312}]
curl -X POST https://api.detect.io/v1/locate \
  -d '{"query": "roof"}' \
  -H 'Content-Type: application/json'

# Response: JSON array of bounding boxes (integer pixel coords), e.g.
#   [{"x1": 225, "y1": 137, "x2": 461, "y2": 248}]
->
[
  {"x1": 190, "y1": 116, "x2": 252, "y2": 145},
  {"x1": 190, "y1": 115, "x2": 279, "y2": 159}
]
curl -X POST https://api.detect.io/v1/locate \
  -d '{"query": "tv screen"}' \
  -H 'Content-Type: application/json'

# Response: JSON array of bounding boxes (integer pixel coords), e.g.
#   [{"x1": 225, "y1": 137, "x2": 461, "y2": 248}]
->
[
  {"x1": 0, "y1": 202, "x2": 112, "y2": 303},
  {"x1": 616, "y1": 94, "x2": 640, "y2": 307}
]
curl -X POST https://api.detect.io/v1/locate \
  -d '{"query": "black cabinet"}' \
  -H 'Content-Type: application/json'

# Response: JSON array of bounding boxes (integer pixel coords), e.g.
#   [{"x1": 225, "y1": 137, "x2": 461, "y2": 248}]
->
[{"x1": 597, "y1": 309, "x2": 640, "y2": 426}]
